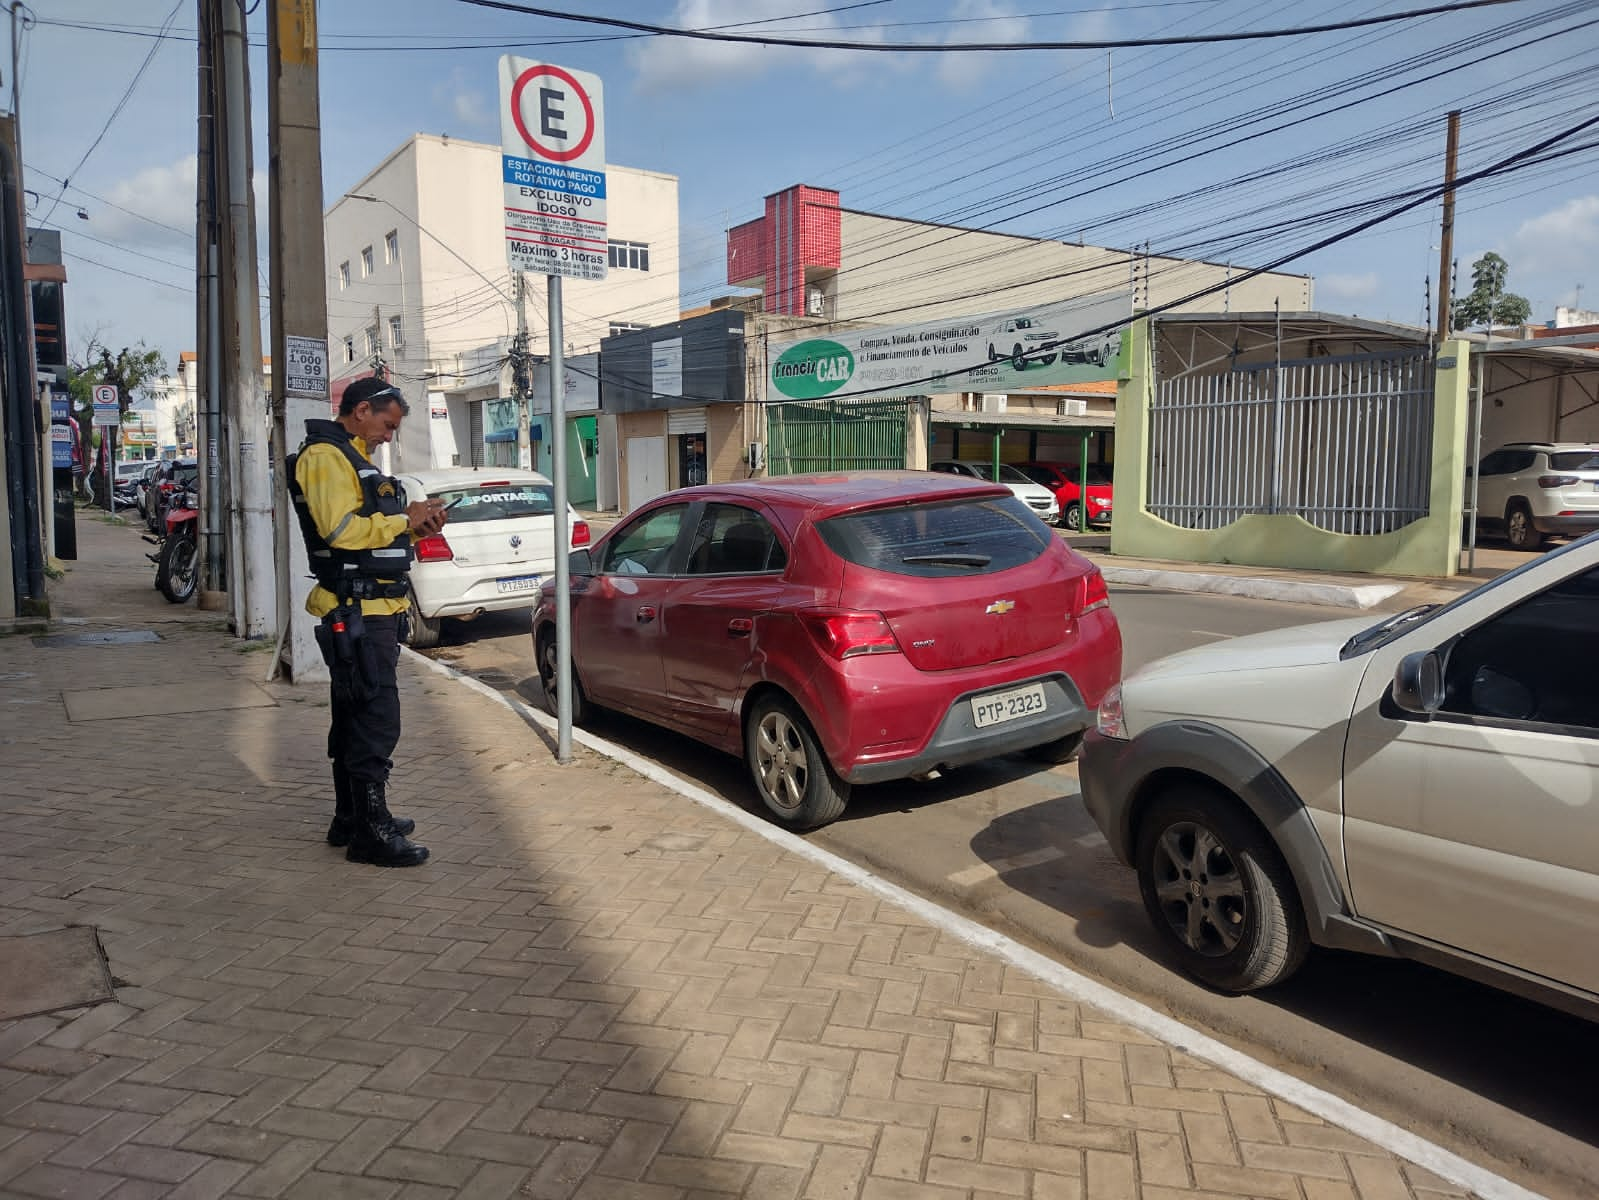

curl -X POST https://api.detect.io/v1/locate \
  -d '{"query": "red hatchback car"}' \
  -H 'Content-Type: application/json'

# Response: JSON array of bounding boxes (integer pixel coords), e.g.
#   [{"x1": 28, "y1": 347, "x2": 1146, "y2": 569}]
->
[
  {"x1": 1015, "y1": 461, "x2": 1114, "y2": 531},
  {"x1": 532, "y1": 471, "x2": 1122, "y2": 828}
]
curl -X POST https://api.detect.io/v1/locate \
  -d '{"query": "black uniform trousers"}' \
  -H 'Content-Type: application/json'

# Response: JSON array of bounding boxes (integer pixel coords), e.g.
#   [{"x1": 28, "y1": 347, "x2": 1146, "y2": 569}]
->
[{"x1": 316, "y1": 613, "x2": 404, "y2": 787}]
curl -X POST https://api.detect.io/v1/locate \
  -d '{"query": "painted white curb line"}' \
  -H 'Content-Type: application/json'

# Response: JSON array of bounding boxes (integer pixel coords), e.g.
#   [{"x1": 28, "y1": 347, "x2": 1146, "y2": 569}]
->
[
  {"x1": 406, "y1": 647, "x2": 1543, "y2": 1200},
  {"x1": 1101, "y1": 565, "x2": 1404, "y2": 610}
]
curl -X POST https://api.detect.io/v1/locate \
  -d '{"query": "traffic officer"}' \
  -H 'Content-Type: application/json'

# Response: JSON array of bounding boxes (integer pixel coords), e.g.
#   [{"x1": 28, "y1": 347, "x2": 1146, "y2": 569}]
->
[{"x1": 286, "y1": 375, "x2": 447, "y2": 867}]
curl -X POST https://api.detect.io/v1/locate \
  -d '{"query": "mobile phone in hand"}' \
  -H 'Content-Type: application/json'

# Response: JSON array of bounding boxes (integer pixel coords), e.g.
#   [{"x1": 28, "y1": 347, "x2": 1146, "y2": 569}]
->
[{"x1": 443, "y1": 495, "x2": 466, "y2": 510}]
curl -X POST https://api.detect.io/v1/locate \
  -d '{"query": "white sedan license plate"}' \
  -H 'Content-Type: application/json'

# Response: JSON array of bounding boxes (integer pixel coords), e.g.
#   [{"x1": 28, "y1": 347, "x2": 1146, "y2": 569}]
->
[
  {"x1": 496, "y1": 574, "x2": 541, "y2": 595},
  {"x1": 971, "y1": 683, "x2": 1047, "y2": 729}
]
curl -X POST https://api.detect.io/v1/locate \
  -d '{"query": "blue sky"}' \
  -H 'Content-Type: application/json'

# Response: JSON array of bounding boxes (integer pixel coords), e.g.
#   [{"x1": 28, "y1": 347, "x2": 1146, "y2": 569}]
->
[{"x1": 19, "y1": 0, "x2": 1599, "y2": 377}]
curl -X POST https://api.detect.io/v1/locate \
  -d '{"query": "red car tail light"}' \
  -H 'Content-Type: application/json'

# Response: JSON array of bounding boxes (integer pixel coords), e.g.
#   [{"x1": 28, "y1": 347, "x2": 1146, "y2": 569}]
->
[
  {"x1": 799, "y1": 609, "x2": 901, "y2": 660},
  {"x1": 571, "y1": 519, "x2": 591, "y2": 547},
  {"x1": 414, "y1": 534, "x2": 454, "y2": 563},
  {"x1": 1078, "y1": 569, "x2": 1110, "y2": 615},
  {"x1": 1538, "y1": 474, "x2": 1581, "y2": 488}
]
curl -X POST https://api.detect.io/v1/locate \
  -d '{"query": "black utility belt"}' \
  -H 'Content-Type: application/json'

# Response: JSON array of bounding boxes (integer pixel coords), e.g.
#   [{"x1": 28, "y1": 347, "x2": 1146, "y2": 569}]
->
[{"x1": 323, "y1": 577, "x2": 409, "y2": 601}]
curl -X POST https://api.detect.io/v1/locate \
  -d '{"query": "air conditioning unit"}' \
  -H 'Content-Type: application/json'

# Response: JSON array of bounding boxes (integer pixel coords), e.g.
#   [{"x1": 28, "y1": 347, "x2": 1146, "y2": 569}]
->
[
  {"x1": 806, "y1": 289, "x2": 825, "y2": 317},
  {"x1": 1057, "y1": 398, "x2": 1087, "y2": 416},
  {"x1": 981, "y1": 394, "x2": 1008, "y2": 414}
]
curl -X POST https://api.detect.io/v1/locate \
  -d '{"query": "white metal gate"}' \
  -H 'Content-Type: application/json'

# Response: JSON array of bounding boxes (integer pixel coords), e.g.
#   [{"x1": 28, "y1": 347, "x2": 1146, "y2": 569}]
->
[{"x1": 1148, "y1": 349, "x2": 1434, "y2": 535}]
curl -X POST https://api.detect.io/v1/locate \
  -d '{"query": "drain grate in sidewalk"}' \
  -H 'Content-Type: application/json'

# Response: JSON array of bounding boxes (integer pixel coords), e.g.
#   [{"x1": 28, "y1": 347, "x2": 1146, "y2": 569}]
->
[
  {"x1": 0, "y1": 927, "x2": 115, "y2": 1021},
  {"x1": 33, "y1": 630, "x2": 161, "y2": 648}
]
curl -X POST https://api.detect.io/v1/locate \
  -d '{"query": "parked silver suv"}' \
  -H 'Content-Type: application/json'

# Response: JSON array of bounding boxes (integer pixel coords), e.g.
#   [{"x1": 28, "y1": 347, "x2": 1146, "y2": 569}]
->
[
  {"x1": 1472, "y1": 441, "x2": 1599, "y2": 550},
  {"x1": 1080, "y1": 532, "x2": 1599, "y2": 1019}
]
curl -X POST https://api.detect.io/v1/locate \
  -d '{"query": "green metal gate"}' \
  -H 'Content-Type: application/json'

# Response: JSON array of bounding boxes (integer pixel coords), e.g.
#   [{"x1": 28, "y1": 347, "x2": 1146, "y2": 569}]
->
[{"x1": 765, "y1": 397, "x2": 911, "y2": 475}]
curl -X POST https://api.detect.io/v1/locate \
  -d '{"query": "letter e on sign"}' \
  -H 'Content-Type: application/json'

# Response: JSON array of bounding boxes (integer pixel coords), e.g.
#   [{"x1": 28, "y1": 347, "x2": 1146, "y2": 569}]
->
[{"x1": 511, "y1": 65, "x2": 596, "y2": 164}]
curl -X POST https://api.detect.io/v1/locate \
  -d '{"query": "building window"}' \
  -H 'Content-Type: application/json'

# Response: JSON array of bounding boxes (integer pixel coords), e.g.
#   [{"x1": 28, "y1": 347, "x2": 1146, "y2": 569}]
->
[
  {"x1": 607, "y1": 240, "x2": 649, "y2": 271},
  {"x1": 384, "y1": 230, "x2": 399, "y2": 264},
  {"x1": 342, "y1": 336, "x2": 354, "y2": 364},
  {"x1": 388, "y1": 315, "x2": 403, "y2": 349},
  {"x1": 608, "y1": 321, "x2": 647, "y2": 337},
  {"x1": 364, "y1": 326, "x2": 379, "y2": 358},
  {"x1": 360, "y1": 246, "x2": 374, "y2": 277},
  {"x1": 338, "y1": 261, "x2": 350, "y2": 290}
]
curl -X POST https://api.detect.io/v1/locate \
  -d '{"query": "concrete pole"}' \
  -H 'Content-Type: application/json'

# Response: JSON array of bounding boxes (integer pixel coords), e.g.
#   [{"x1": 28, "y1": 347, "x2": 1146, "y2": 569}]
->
[
  {"x1": 267, "y1": 0, "x2": 330, "y2": 681},
  {"x1": 196, "y1": 0, "x2": 226, "y2": 603},
  {"x1": 219, "y1": 0, "x2": 274, "y2": 639},
  {"x1": 1435, "y1": 111, "x2": 1460, "y2": 345}
]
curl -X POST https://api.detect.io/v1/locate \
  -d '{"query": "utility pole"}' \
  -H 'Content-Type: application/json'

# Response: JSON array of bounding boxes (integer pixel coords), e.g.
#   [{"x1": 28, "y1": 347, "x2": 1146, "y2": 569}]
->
[
  {"x1": 196, "y1": 0, "x2": 225, "y2": 604},
  {"x1": 1435, "y1": 110, "x2": 1460, "y2": 345},
  {"x1": 267, "y1": 0, "x2": 330, "y2": 682},
  {"x1": 515, "y1": 271, "x2": 532, "y2": 471},
  {"x1": 215, "y1": 0, "x2": 273, "y2": 639}
]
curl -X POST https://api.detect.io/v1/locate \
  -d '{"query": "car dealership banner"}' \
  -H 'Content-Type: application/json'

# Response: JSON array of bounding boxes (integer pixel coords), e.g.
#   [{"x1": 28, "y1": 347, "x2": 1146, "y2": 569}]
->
[{"x1": 766, "y1": 291, "x2": 1132, "y2": 403}]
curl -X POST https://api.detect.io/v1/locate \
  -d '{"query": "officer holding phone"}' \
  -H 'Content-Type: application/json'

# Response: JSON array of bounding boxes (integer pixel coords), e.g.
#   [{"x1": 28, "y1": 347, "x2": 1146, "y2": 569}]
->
[{"x1": 286, "y1": 376, "x2": 449, "y2": 868}]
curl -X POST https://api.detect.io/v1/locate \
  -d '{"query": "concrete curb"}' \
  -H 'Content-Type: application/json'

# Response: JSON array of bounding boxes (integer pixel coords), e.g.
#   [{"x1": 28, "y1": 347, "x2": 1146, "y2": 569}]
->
[{"x1": 1101, "y1": 564, "x2": 1405, "y2": 609}]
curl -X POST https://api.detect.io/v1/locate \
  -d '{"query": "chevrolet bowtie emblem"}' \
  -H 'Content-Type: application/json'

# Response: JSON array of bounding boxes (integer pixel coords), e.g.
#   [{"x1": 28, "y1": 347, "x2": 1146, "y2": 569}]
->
[{"x1": 985, "y1": 599, "x2": 1016, "y2": 615}]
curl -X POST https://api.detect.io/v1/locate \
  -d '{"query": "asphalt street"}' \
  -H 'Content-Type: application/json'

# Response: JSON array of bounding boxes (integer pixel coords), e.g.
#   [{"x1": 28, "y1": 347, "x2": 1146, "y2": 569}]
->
[{"x1": 420, "y1": 586, "x2": 1599, "y2": 1200}]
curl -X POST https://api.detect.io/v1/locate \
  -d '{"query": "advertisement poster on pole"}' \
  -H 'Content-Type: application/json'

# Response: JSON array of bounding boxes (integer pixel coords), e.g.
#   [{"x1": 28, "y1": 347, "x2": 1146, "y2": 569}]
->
[{"x1": 498, "y1": 57, "x2": 607, "y2": 281}]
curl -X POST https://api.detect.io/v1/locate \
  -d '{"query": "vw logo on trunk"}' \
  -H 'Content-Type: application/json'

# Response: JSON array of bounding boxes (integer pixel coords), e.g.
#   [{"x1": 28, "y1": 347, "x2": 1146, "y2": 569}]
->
[{"x1": 510, "y1": 535, "x2": 522, "y2": 549}]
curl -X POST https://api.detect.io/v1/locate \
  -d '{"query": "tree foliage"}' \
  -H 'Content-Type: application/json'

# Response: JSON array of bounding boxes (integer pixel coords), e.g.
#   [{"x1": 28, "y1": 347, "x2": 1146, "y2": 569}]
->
[{"x1": 1451, "y1": 252, "x2": 1532, "y2": 331}]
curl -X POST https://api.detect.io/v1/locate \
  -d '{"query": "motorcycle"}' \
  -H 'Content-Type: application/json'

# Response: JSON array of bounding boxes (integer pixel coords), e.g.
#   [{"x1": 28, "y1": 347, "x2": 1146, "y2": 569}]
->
[{"x1": 144, "y1": 482, "x2": 200, "y2": 604}]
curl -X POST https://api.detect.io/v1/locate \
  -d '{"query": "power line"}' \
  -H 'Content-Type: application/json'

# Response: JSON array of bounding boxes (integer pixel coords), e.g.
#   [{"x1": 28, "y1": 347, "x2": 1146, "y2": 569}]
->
[
  {"x1": 453, "y1": 0, "x2": 1528, "y2": 52},
  {"x1": 817, "y1": 110, "x2": 1599, "y2": 400},
  {"x1": 35, "y1": 0, "x2": 183, "y2": 229}
]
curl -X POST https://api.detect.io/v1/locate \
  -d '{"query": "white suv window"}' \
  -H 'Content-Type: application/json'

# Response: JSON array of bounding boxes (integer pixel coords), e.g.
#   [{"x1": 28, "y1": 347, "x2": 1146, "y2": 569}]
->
[{"x1": 1439, "y1": 565, "x2": 1599, "y2": 731}]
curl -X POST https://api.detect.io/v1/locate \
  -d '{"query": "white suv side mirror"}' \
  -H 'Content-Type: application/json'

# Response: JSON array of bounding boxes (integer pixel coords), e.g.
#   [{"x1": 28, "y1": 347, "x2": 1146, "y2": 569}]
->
[{"x1": 1392, "y1": 649, "x2": 1445, "y2": 714}]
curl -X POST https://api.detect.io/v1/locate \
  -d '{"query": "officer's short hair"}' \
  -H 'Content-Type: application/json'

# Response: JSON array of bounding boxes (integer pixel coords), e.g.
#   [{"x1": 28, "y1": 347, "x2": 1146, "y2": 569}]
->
[{"x1": 340, "y1": 376, "x2": 410, "y2": 417}]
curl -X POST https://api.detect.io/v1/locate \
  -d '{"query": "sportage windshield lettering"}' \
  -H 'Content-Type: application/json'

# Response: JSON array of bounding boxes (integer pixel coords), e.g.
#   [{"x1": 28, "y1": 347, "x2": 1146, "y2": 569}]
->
[{"x1": 436, "y1": 486, "x2": 554, "y2": 523}]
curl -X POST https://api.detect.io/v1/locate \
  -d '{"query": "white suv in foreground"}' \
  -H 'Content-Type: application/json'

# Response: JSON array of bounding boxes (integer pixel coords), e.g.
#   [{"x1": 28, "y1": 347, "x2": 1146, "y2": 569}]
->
[
  {"x1": 1080, "y1": 533, "x2": 1599, "y2": 1019},
  {"x1": 1473, "y1": 441, "x2": 1599, "y2": 550}
]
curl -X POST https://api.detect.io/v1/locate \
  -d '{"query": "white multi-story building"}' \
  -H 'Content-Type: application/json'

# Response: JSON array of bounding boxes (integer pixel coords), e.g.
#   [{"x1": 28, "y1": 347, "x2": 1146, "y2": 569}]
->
[
  {"x1": 144, "y1": 352, "x2": 273, "y2": 459},
  {"x1": 324, "y1": 134, "x2": 679, "y2": 471}
]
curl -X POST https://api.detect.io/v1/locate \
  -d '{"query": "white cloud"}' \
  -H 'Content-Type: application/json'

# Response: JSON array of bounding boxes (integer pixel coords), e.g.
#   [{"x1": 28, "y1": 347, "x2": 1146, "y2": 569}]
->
[
  {"x1": 435, "y1": 68, "x2": 493, "y2": 133},
  {"x1": 1510, "y1": 195, "x2": 1599, "y2": 275},
  {"x1": 627, "y1": 0, "x2": 879, "y2": 93},
  {"x1": 936, "y1": 0, "x2": 1034, "y2": 90},
  {"x1": 1319, "y1": 272, "x2": 1382, "y2": 304},
  {"x1": 97, "y1": 155, "x2": 199, "y2": 247}
]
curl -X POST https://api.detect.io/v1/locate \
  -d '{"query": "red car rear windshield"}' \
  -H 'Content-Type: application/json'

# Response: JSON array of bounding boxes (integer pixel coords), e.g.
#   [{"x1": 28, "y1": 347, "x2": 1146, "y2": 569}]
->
[{"x1": 817, "y1": 495, "x2": 1052, "y2": 577}]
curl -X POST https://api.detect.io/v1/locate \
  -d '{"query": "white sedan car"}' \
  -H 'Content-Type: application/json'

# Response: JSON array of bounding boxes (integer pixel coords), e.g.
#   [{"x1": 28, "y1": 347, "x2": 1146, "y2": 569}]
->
[{"x1": 395, "y1": 467, "x2": 589, "y2": 648}]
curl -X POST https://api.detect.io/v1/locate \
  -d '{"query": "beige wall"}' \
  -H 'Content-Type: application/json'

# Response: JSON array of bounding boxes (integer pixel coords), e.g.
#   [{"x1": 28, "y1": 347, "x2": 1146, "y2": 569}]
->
[
  {"x1": 832, "y1": 211, "x2": 1310, "y2": 326},
  {"x1": 707, "y1": 404, "x2": 747, "y2": 486}
]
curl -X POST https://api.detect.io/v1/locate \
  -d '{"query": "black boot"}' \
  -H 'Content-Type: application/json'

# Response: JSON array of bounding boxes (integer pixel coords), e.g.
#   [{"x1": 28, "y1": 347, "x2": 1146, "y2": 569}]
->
[
  {"x1": 327, "y1": 768, "x2": 413, "y2": 847},
  {"x1": 346, "y1": 781, "x2": 429, "y2": 868}
]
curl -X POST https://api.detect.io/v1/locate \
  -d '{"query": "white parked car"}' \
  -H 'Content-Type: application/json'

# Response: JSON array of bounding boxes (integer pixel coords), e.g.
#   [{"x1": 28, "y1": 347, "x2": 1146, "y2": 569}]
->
[
  {"x1": 928, "y1": 460, "x2": 1060, "y2": 523},
  {"x1": 1471, "y1": 441, "x2": 1599, "y2": 551},
  {"x1": 986, "y1": 315, "x2": 1062, "y2": 370},
  {"x1": 1081, "y1": 532, "x2": 1599, "y2": 1019},
  {"x1": 395, "y1": 467, "x2": 589, "y2": 648}
]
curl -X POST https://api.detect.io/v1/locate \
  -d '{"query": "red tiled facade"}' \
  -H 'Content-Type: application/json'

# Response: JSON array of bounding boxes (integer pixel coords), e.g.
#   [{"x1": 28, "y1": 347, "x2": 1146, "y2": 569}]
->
[{"x1": 726, "y1": 184, "x2": 840, "y2": 316}]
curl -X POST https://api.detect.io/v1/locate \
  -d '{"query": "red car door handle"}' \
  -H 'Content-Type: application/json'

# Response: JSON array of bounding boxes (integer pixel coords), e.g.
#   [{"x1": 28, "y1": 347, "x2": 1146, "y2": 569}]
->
[
  {"x1": 636, "y1": 606, "x2": 657, "y2": 624},
  {"x1": 727, "y1": 618, "x2": 753, "y2": 636}
]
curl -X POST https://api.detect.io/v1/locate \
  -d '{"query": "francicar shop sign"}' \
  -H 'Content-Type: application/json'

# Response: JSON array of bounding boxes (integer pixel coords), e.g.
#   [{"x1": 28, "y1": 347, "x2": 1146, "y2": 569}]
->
[{"x1": 767, "y1": 292, "x2": 1133, "y2": 403}]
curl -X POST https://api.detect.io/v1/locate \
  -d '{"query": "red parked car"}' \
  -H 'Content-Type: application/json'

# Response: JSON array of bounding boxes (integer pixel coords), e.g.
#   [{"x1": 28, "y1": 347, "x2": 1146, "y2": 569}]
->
[
  {"x1": 532, "y1": 471, "x2": 1123, "y2": 828},
  {"x1": 1016, "y1": 461, "x2": 1114, "y2": 531}
]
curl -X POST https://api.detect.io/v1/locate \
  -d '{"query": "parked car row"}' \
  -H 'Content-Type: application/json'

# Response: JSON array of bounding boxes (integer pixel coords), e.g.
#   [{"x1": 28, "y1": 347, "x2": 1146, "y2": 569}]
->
[
  {"x1": 515, "y1": 465, "x2": 1599, "y2": 1025},
  {"x1": 929, "y1": 459, "x2": 1114, "y2": 529}
]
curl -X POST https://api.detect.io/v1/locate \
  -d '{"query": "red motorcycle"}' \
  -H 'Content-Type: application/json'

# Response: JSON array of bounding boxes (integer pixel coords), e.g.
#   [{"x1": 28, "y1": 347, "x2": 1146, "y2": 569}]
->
[{"x1": 146, "y1": 481, "x2": 199, "y2": 603}]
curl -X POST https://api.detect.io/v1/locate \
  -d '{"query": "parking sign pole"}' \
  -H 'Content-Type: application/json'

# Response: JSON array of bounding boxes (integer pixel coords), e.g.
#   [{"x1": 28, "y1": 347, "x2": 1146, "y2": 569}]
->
[{"x1": 549, "y1": 274, "x2": 572, "y2": 762}]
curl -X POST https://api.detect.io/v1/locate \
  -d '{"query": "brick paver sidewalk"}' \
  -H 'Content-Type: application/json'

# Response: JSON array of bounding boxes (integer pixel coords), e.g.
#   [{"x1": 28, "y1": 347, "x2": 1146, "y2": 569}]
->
[{"x1": 0, "y1": 519, "x2": 1481, "y2": 1198}]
